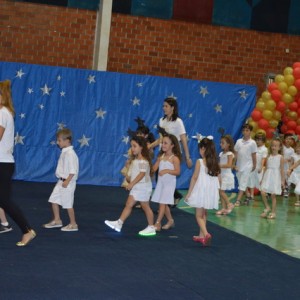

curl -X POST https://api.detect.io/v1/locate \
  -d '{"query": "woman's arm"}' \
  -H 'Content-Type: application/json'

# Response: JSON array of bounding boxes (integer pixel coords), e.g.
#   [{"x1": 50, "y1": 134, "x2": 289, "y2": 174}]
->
[{"x1": 180, "y1": 133, "x2": 192, "y2": 168}]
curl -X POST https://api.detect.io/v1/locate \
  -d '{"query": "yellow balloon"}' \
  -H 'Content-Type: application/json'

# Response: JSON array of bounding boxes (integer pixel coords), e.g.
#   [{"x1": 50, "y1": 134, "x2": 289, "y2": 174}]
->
[
  {"x1": 273, "y1": 110, "x2": 282, "y2": 120},
  {"x1": 256, "y1": 101, "x2": 265, "y2": 111},
  {"x1": 262, "y1": 91, "x2": 271, "y2": 101},
  {"x1": 275, "y1": 74, "x2": 284, "y2": 83},
  {"x1": 284, "y1": 74, "x2": 295, "y2": 86},
  {"x1": 288, "y1": 111, "x2": 298, "y2": 120},
  {"x1": 269, "y1": 119, "x2": 278, "y2": 128},
  {"x1": 284, "y1": 67, "x2": 293, "y2": 75},
  {"x1": 278, "y1": 81, "x2": 288, "y2": 93},
  {"x1": 288, "y1": 85, "x2": 298, "y2": 96},
  {"x1": 251, "y1": 132, "x2": 256, "y2": 139},
  {"x1": 262, "y1": 109, "x2": 273, "y2": 120},
  {"x1": 256, "y1": 129, "x2": 266, "y2": 136},
  {"x1": 248, "y1": 120, "x2": 258, "y2": 132},
  {"x1": 282, "y1": 93, "x2": 293, "y2": 104},
  {"x1": 265, "y1": 100, "x2": 276, "y2": 111}
]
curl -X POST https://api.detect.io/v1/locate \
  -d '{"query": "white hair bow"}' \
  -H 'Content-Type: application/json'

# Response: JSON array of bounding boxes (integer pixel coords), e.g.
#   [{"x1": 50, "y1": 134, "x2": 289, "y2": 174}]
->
[{"x1": 192, "y1": 133, "x2": 214, "y2": 143}]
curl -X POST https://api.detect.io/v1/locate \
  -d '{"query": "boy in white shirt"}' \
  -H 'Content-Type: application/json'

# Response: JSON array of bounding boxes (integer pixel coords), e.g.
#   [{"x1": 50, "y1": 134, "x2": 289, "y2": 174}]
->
[
  {"x1": 234, "y1": 124, "x2": 257, "y2": 206},
  {"x1": 282, "y1": 133, "x2": 295, "y2": 197},
  {"x1": 43, "y1": 128, "x2": 79, "y2": 231}
]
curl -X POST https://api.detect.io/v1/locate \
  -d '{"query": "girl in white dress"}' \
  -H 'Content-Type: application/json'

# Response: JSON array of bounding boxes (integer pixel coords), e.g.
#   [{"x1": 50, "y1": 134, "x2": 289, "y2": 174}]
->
[
  {"x1": 260, "y1": 139, "x2": 284, "y2": 219},
  {"x1": 216, "y1": 135, "x2": 235, "y2": 215},
  {"x1": 287, "y1": 142, "x2": 300, "y2": 206},
  {"x1": 151, "y1": 134, "x2": 181, "y2": 231},
  {"x1": 105, "y1": 136, "x2": 156, "y2": 236},
  {"x1": 185, "y1": 137, "x2": 220, "y2": 246}
]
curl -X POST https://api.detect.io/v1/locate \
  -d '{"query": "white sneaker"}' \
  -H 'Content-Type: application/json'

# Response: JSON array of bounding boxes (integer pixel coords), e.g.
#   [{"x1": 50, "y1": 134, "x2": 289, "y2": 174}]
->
[
  {"x1": 104, "y1": 220, "x2": 122, "y2": 232},
  {"x1": 138, "y1": 225, "x2": 156, "y2": 236}
]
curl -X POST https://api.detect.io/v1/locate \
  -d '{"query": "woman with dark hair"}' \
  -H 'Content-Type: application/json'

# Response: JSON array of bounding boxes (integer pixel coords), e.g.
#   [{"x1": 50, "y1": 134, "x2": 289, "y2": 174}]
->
[
  {"x1": 152, "y1": 97, "x2": 192, "y2": 204},
  {"x1": 0, "y1": 79, "x2": 36, "y2": 246}
]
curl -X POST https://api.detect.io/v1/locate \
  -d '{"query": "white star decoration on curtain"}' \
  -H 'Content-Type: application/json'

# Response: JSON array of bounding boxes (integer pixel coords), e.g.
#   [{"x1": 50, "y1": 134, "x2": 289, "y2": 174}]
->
[
  {"x1": 199, "y1": 86, "x2": 209, "y2": 98},
  {"x1": 168, "y1": 92, "x2": 177, "y2": 99},
  {"x1": 40, "y1": 84, "x2": 52, "y2": 96},
  {"x1": 60, "y1": 91, "x2": 66, "y2": 97},
  {"x1": 15, "y1": 132, "x2": 25, "y2": 145},
  {"x1": 131, "y1": 97, "x2": 140, "y2": 106},
  {"x1": 239, "y1": 90, "x2": 248, "y2": 99},
  {"x1": 136, "y1": 82, "x2": 143, "y2": 87},
  {"x1": 214, "y1": 104, "x2": 222, "y2": 113},
  {"x1": 28, "y1": 88, "x2": 34, "y2": 94},
  {"x1": 87, "y1": 75, "x2": 96, "y2": 84},
  {"x1": 78, "y1": 135, "x2": 91, "y2": 147},
  {"x1": 16, "y1": 69, "x2": 25, "y2": 79},
  {"x1": 95, "y1": 108, "x2": 106, "y2": 119},
  {"x1": 57, "y1": 123, "x2": 66, "y2": 130},
  {"x1": 122, "y1": 136, "x2": 129, "y2": 144}
]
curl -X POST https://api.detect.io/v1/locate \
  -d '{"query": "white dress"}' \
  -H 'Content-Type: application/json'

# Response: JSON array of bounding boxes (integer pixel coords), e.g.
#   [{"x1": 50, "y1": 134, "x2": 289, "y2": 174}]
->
[
  {"x1": 129, "y1": 159, "x2": 152, "y2": 202},
  {"x1": 186, "y1": 159, "x2": 220, "y2": 209},
  {"x1": 260, "y1": 154, "x2": 282, "y2": 195},
  {"x1": 288, "y1": 153, "x2": 300, "y2": 185},
  {"x1": 248, "y1": 145, "x2": 268, "y2": 189},
  {"x1": 151, "y1": 155, "x2": 176, "y2": 205},
  {"x1": 219, "y1": 151, "x2": 235, "y2": 190}
]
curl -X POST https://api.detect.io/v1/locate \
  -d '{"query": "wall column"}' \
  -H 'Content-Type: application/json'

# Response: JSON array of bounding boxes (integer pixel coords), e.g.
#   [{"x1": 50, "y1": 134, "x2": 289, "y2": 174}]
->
[{"x1": 93, "y1": 0, "x2": 113, "y2": 71}]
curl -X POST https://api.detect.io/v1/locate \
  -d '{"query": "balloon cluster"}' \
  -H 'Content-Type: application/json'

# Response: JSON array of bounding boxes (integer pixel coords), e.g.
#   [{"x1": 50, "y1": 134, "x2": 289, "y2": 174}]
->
[{"x1": 248, "y1": 62, "x2": 300, "y2": 139}]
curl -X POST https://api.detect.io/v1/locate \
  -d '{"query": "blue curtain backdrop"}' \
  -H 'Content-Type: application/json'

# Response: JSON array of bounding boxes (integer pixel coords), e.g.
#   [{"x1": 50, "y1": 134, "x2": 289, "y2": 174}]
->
[{"x1": 0, "y1": 61, "x2": 256, "y2": 188}]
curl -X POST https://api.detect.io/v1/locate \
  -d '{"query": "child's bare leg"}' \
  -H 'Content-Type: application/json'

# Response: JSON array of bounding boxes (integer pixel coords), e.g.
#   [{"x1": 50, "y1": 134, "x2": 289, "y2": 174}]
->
[
  {"x1": 220, "y1": 191, "x2": 228, "y2": 208},
  {"x1": 52, "y1": 203, "x2": 61, "y2": 222},
  {"x1": 155, "y1": 204, "x2": 166, "y2": 224},
  {"x1": 195, "y1": 208, "x2": 207, "y2": 237},
  {"x1": 270, "y1": 194, "x2": 277, "y2": 214},
  {"x1": 0, "y1": 208, "x2": 8, "y2": 224},
  {"x1": 140, "y1": 202, "x2": 154, "y2": 226},
  {"x1": 66, "y1": 208, "x2": 77, "y2": 226},
  {"x1": 119, "y1": 195, "x2": 136, "y2": 223},
  {"x1": 164, "y1": 205, "x2": 173, "y2": 222},
  {"x1": 261, "y1": 191, "x2": 270, "y2": 210}
]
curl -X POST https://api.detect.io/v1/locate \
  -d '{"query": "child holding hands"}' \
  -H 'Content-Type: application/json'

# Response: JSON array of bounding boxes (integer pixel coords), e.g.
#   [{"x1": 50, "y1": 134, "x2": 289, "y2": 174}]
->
[
  {"x1": 185, "y1": 137, "x2": 220, "y2": 246},
  {"x1": 151, "y1": 134, "x2": 181, "y2": 231},
  {"x1": 105, "y1": 135, "x2": 156, "y2": 236},
  {"x1": 43, "y1": 128, "x2": 79, "y2": 231}
]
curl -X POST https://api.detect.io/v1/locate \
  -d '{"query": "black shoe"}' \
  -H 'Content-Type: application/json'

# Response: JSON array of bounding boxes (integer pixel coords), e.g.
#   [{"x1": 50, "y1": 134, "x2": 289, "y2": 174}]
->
[{"x1": 0, "y1": 224, "x2": 13, "y2": 234}]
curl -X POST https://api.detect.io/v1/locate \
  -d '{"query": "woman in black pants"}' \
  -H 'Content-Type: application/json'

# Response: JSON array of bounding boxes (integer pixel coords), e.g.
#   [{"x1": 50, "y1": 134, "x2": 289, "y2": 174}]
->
[{"x1": 0, "y1": 79, "x2": 36, "y2": 246}]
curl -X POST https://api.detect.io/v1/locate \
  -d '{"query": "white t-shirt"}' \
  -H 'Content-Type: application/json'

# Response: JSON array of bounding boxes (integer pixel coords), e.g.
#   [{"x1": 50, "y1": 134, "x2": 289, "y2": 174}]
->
[
  {"x1": 256, "y1": 145, "x2": 268, "y2": 170},
  {"x1": 0, "y1": 106, "x2": 14, "y2": 163},
  {"x1": 55, "y1": 146, "x2": 79, "y2": 182},
  {"x1": 159, "y1": 117, "x2": 186, "y2": 141},
  {"x1": 234, "y1": 138, "x2": 257, "y2": 172}
]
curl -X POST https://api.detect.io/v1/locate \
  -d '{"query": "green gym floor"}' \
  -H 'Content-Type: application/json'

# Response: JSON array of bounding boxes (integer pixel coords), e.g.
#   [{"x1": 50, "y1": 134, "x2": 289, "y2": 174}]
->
[{"x1": 178, "y1": 191, "x2": 300, "y2": 259}]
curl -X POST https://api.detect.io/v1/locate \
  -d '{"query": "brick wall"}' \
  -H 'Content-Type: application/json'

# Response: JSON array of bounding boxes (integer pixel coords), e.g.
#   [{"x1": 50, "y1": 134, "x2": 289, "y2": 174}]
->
[
  {"x1": 108, "y1": 14, "x2": 300, "y2": 95},
  {"x1": 1, "y1": 0, "x2": 300, "y2": 95},
  {"x1": 0, "y1": 0, "x2": 96, "y2": 68}
]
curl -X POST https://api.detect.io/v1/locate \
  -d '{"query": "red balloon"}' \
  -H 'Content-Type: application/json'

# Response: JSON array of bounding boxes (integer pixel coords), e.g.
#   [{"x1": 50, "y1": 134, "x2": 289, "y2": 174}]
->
[
  {"x1": 258, "y1": 118, "x2": 269, "y2": 131},
  {"x1": 293, "y1": 62, "x2": 300, "y2": 69},
  {"x1": 267, "y1": 82, "x2": 278, "y2": 92},
  {"x1": 297, "y1": 108, "x2": 300, "y2": 116},
  {"x1": 295, "y1": 79, "x2": 300, "y2": 90},
  {"x1": 281, "y1": 124, "x2": 287, "y2": 133},
  {"x1": 251, "y1": 109, "x2": 262, "y2": 122},
  {"x1": 270, "y1": 89, "x2": 282, "y2": 102},
  {"x1": 287, "y1": 120, "x2": 297, "y2": 130},
  {"x1": 293, "y1": 67, "x2": 300, "y2": 79},
  {"x1": 282, "y1": 115, "x2": 289, "y2": 124},
  {"x1": 296, "y1": 126, "x2": 300, "y2": 135},
  {"x1": 287, "y1": 130, "x2": 295, "y2": 134},
  {"x1": 266, "y1": 128, "x2": 275, "y2": 139},
  {"x1": 276, "y1": 101, "x2": 286, "y2": 112},
  {"x1": 289, "y1": 102, "x2": 298, "y2": 111}
]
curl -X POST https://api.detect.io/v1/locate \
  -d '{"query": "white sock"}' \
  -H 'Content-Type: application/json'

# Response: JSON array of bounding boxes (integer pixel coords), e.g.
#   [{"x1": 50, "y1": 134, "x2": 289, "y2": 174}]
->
[
  {"x1": 1, "y1": 222, "x2": 9, "y2": 226},
  {"x1": 118, "y1": 219, "x2": 123, "y2": 225}
]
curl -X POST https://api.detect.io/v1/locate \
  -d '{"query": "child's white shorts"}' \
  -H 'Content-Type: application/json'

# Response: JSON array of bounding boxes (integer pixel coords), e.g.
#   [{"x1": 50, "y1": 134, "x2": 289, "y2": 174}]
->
[
  {"x1": 236, "y1": 170, "x2": 252, "y2": 191},
  {"x1": 48, "y1": 180, "x2": 76, "y2": 209}
]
